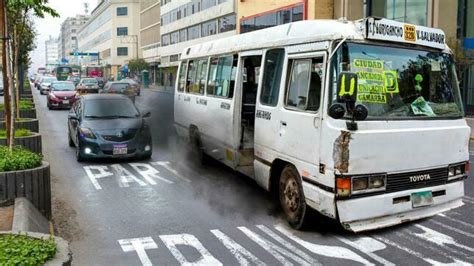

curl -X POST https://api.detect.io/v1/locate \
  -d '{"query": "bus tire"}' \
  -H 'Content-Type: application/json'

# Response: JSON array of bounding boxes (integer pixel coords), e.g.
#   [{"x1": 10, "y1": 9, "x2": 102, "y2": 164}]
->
[
  {"x1": 279, "y1": 164, "x2": 307, "y2": 230},
  {"x1": 190, "y1": 130, "x2": 208, "y2": 165}
]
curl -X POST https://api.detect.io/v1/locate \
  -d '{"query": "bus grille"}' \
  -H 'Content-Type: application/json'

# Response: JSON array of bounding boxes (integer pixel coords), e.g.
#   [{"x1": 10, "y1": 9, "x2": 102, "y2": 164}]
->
[{"x1": 386, "y1": 167, "x2": 448, "y2": 193}]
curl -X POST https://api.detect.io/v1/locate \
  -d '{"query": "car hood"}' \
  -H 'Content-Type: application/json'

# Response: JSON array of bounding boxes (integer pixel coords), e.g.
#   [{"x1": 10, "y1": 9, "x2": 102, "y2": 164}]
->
[
  {"x1": 52, "y1": 91, "x2": 76, "y2": 97},
  {"x1": 82, "y1": 117, "x2": 143, "y2": 132}
]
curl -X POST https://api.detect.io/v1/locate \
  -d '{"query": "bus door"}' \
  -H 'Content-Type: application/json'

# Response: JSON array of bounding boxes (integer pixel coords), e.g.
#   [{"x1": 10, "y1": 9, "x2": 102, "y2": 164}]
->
[
  {"x1": 278, "y1": 51, "x2": 326, "y2": 178},
  {"x1": 238, "y1": 51, "x2": 263, "y2": 167}
]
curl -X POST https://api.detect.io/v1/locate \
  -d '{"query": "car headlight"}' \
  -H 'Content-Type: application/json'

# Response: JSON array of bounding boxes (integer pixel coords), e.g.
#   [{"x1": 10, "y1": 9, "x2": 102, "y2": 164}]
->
[
  {"x1": 337, "y1": 174, "x2": 387, "y2": 197},
  {"x1": 448, "y1": 162, "x2": 469, "y2": 181},
  {"x1": 79, "y1": 127, "x2": 96, "y2": 139}
]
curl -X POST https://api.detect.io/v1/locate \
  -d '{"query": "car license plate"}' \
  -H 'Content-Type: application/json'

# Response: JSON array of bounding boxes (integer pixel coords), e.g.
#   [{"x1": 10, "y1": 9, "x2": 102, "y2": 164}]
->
[
  {"x1": 63, "y1": 100, "x2": 69, "y2": 105},
  {"x1": 113, "y1": 144, "x2": 127, "y2": 155},
  {"x1": 411, "y1": 191, "x2": 433, "y2": 208}
]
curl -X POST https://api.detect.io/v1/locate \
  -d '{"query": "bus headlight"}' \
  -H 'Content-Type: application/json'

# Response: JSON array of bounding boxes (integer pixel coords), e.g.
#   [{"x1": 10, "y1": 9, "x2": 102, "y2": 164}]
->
[
  {"x1": 351, "y1": 174, "x2": 386, "y2": 195},
  {"x1": 448, "y1": 162, "x2": 469, "y2": 181}
]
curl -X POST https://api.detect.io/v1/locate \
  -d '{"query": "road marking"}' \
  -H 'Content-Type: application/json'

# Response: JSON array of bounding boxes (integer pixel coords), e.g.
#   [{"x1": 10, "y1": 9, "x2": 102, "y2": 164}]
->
[
  {"x1": 429, "y1": 219, "x2": 474, "y2": 238},
  {"x1": 437, "y1": 213, "x2": 474, "y2": 230},
  {"x1": 129, "y1": 163, "x2": 173, "y2": 184},
  {"x1": 374, "y1": 236, "x2": 471, "y2": 265},
  {"x1": 274, "y1": 225, "x2": 373, "y2": 265},
  {"x1": 83, "y1": 165, "x2": 114, "y2": 190},
  {"x1": 160, "y1": 234, "x2": 222, "y2": 265},
  {"x1": 413, "y1": 224, "x2": 474, "y2": 253},
  {"x1": 463, "y1": 196, "x2": 474, "y2": 204},
  {"x1": 111, "y1": 164, "x2": 148, "y2": 187},
  {"x1": 152, "y1": 161, "x2": 191, "y2": 182},
  {"x1": 238, "y1": 226, "x2": 316, "y2": 265},
  {"x1": 335, "y1": 236, "x2": 394, "y2": 266},
  {"x1": 464, "y1": 195, "x2": 474, "y2": 201},
  {"x1": 210, "y1": 229, "x2": 265, "y2": 266},
  {"x1": 118, "y1": 237, "x2": 158, "y2": 266}
]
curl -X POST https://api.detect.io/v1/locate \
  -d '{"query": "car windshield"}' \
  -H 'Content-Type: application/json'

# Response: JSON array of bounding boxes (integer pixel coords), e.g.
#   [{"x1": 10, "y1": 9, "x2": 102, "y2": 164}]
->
[
  {"x1": 122, "y1": 79, "x2": 137, "y2": 85},
  {"x1": 52, "y1": 83, "x2": 75, "y2": 91},
  {"x1": 83, "y1": 79, "x2": 98, "y2": 84},
  {"x1": 84, "y1": 99, "x2": 139, "y2": 119},
  {"x1": 109, "y1": 83, "x2": 130, "y2": 92},
  {"x1": 43, "y1": 77, "x2": 57, "y2": 83},
  {"x1": 330, "y1": 42, "x2": 463, "y2": 119}
]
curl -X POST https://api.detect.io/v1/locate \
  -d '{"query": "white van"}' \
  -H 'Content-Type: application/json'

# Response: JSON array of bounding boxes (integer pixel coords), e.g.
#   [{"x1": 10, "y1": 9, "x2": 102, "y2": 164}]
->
[{"x1": 174, "y1": 17, "x2": 470, "y2": 232}]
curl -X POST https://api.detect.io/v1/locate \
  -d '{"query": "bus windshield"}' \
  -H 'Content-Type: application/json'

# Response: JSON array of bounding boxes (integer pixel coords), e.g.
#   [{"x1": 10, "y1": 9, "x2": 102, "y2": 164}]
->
[{"x1": 330, "y1": 42, "x2": 463, "y2": 119}]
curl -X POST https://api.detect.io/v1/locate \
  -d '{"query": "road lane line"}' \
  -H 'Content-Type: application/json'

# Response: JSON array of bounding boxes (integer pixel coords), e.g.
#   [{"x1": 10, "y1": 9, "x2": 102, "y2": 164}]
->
[
  {"x1": 118, "y1": 237, "x2": 158, "y2": 266},
  {"x1": 464, "y1": 195, "x2": 474, "y2": 201},
  {"x1": 335, "y1": 236, "x2": 394, "y2": 266},
  {"x1": 238, "y1": 226, "x2": 315, "y2": 265},
  {"x1": 413, "y1": 224, "x2": 474, "y2": 253},
  {"x1": 210, "y1": 229, "x2": 265, "y2": 266},
  {"x1": 437, "y1": 213, "x2": 474, "y2": 230},
  {"x1": 274, "y1": 225, "x2": 373, "y2": 265},
  {"x1": 160, "y1": 234, "x2": 222, "y2": 265},
  {"x1": 83, "y1": 165, "x2": 114, "y2": 190},
  {"x1": 462, "y1": 197, "x2": 474, "y2": 204},
  {"x1": 428, "y1": 219, "x2": 474, "y2": 239},
  {"x1": 152, "y1": 161, "x2": 191, "y2": 182},
  {"x1": 374, "y1": 236, "x2": 470, "y2": 265}
]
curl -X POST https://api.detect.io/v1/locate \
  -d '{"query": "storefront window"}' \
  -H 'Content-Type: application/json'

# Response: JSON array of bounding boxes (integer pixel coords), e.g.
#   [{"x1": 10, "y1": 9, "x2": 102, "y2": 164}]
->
[{"x1": 369, "y1": 0, "x2": 427, "y2": 26}]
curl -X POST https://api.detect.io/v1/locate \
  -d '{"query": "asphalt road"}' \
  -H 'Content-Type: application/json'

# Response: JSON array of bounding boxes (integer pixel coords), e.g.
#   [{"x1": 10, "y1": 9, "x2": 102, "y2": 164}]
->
[{"x1": 29, "y1": 86, "x2": 474, "y2": 265}]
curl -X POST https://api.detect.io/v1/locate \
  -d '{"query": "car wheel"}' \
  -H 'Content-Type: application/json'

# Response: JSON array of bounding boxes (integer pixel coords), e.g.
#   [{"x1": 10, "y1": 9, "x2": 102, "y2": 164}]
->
[
  {"x1": 279, "y1": 164, "x2": 307, "y2": 230},
  {"x1": 75, "y1": 134, "x2": 85, "y2": 162},
  {"x1": 68, "y1": 130, "x2": 74, "y2": 147}
]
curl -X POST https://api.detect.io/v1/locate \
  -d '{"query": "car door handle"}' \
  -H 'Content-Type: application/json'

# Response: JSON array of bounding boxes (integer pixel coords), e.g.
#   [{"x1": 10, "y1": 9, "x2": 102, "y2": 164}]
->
[{"x1": 280, "y1": 121, "x2": 287, "y2": 126}]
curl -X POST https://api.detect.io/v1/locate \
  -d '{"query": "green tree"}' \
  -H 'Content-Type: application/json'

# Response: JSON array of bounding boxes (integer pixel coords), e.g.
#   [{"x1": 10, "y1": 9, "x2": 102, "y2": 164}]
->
[{"x1": 128, "y1": 58, "x2": 149, "y2": 77}]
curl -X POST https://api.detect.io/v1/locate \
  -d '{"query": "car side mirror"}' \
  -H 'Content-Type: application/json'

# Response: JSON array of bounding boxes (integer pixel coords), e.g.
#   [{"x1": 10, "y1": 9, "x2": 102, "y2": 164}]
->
[
  {"x1": 68, "y1": 113, "x2": 78, "y2": 120},
  {"x1": 142, "y1": 112, "x2": 151, "y2": 118}
]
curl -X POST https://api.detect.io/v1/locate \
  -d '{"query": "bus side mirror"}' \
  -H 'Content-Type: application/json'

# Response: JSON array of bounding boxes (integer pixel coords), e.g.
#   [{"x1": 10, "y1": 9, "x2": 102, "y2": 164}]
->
[{"x1": 328, "y1": 103, "x2": 346, "y2": 119}]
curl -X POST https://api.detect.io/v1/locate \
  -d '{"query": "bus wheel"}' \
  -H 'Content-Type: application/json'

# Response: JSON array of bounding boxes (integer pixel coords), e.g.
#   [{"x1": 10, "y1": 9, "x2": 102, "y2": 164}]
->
[
  {"x1": 279, "y1": 165, "x2": 306, "y2": 229},
  {"x1": 191, "y1": 131, "x2": 208, "y2": 165}
]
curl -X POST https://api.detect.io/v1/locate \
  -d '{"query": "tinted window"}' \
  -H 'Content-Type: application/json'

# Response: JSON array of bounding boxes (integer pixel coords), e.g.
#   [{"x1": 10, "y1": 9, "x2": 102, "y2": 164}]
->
[
  {"x1": 83, "y1": 79, "x2": 98, "y2": 84},
  {"x1": 117, "y1": 27, "x2": 128, "y2": 36},
  {"x1": 52, "y1": 83, "x2": 75, "y2": 91},
  {"x1": 219, "y1": 14, "x2": 236, "y2": 33},
  {"x1": 201, "y1": 20, "x2": 217, "y2": 37},
  {"x1": 178, "y1": 61, "x2": 187, "y2": 92},
  {"x1": 261, "y1": 49, "x2": 285, "y2": 106},
  {"x1": 84, "y1": 99, "x2": 139, "y2": 118},
  {"x1": 117, "y1": 47, "x2": 128, "y2": 56},
  {"x1": 109, "y1": 83, "x2": 130, "y2": 92},
  {"x1": 117, "y1": 7, "x2": 128, "y2": 16},
  {"x1": 207, "y1": 55, "x2": 237, "y2": 98},
  {"x1": 286, "y1": 58, "x2": 323, "y2": 111}
]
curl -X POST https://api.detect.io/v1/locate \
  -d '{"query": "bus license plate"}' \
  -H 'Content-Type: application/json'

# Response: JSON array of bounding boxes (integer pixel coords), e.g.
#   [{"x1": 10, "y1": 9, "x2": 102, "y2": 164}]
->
[
  {"x1": 411, "y1": 191, "x2": 433, "y2": 208},
  {"x1": 113, "y1": 144, "x2": 127, "y2": 155}
]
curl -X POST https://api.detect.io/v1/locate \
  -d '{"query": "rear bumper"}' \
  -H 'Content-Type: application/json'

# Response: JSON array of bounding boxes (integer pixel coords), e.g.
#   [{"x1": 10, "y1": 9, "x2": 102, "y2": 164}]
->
[{"x1": 337, "y1": 181, "x2": 464, "y2": 232}]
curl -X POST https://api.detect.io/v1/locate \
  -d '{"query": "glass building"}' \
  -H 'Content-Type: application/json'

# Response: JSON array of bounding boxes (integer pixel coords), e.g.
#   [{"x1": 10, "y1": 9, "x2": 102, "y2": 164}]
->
[{"x1": 458, "y1": 0, "x2": 474, "y2": 114}]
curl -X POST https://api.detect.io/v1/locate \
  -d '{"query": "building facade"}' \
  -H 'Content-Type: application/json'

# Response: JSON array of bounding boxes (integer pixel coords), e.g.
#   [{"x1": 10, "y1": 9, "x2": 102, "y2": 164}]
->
[
  {"x1": 77, "y1": 0, "x2": 141, "y2": 79},
  {"x1": 157, "y1": 0, "x2": 237, "y2": 87},
  {"x1": 45, "y1": 36, "x2": 59, "y2": 71},
  {"x1": 59, "y1": 15, "x2": 89, "y2": 66},
  {"x1": 458, "y1": 0, "x2": 474, "y2": 114},
  {"x1": 140, "y1": 0, "x2": 160, "y2": 85}
]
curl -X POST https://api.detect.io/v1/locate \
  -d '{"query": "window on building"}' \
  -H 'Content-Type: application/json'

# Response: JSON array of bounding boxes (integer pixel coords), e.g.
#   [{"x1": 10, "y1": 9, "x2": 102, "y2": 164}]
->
[
  {"x1": 179, "y1": 29, "x2": 187, "y2": 43},
  {"x1": 369, "y1": 0, "x2": 428, "y2": 26},
  {"x1": 117, "y1": 47, "x2": 128, "y2": 56},
  {"x1": 117, "y1": 7, "x2": 128, "y2": 16},
  {"x1": 71, "y1": 29, "x2": 76, "y2": 33},
  {"x1": 201, "y1": 20, "x2": 217, "y2": 37},
  {"x1": 218, "y1": 14, "x2": 236, "y2": 33},
  {"x1": 261, "y1": 49, "x2": 285, "y2": 106},
  {"x1": 202, "y1": 0, "x2": 216, "y2": 10},
  {"x1": 207, "y1": 55, "x2": 237, "y2": 98},
  {"x1": 170, "y1": 31, "x2": 179, "y2": 44},
  {"x1": 117, "y1": 27, "x2": 128, "y2": 36},
  {"x1": 161, "y1": 34, "x2": 170, "y2": 46},
  {"x1": 187, "y1": 25, "x2": 200, "y2": 40},
  {"x1": 285, "y1": 57, "x2": 323, "y2": 111},
  {"x1": 178, "y1": 61, "x2": 187, "y2": 92},
  {"x1": 71, "y1": 36, "x2": 76, "y2": 40},
  {"x1": 240, "y1": 3, "x2": 304, "y2": 33},
  {"x1": 255, "y1": 13, "x2": 277, "y2": 31},
  {"x1": 292, "y1": 4, "x2": 304, "y2": 22}
]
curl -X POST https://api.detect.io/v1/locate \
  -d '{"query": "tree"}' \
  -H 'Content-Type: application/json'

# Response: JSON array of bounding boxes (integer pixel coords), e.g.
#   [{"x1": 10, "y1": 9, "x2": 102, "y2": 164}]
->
[{"x1": 128, "y1": 58, "x2": 149, "y2": 77}]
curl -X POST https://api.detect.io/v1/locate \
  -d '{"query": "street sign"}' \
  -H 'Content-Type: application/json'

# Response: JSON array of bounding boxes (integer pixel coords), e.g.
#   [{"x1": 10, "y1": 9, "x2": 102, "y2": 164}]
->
[{"x1": 69, "y1": 52, "x2": 99, "y2": 56}]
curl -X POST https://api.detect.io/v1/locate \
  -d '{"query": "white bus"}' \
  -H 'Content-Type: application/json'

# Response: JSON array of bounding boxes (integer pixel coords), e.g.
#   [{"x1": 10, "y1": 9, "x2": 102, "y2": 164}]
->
[{"x1": 174, "y1": 17, "x2": 470, "y2": 232}]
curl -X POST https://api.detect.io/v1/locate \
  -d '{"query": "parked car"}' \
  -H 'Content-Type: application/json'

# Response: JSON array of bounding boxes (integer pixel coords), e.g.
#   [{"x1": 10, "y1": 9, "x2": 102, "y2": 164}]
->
[
  {"x1": 67, "y1": 75, "x2": 81, "y2": 87},
  {"x1": 67, "y1": 94, "x2": 152, "y2": 161},
  {"x1": 120, "y1": 78, "x2": 141, "y2": 96},
  {"x1": 76, "y1": 78, "x2": 100, "y2": 95},
  {"x1": 34, "y1": 75, "x2": 43, "y2": 90},
  {"x1": 99, "y1": 81, "x2": 136, "y2": 102},
  {"x1": 39, "y1": 76, "x2": 58, "y2": 95},
  {"x1": 47, "y1": 81, "x2": 78, "y2": 110},
  {"x1": 95, "y1": 77, "x2": 106, "y2": 89}
]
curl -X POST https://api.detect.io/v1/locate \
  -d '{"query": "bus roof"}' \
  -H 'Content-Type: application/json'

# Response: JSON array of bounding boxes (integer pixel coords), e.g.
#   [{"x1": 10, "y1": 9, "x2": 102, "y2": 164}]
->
[{"x1": 181, "y1": 18, "x2": 449, "y2": 60}]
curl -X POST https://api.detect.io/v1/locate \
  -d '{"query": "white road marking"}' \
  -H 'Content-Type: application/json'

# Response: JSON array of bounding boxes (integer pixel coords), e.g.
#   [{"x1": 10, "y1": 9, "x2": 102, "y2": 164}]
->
[
  {"x1": 118, "y1": 237, "x2": 158, "y2": 266},
  {"x1": 413, "y1": 224, "x2": 474, "y2": 254},
  {"x1": 238, "y1": 226, "x2": 315, "y2": 265},
  {"x1": 464, "y1": 195, "x2": 474, "y2": 201},
  {"x1": 129, "y1": 163, "x2": 173, "y2": 184},
  {"x1": 152, "y1": 161, "x2": 191, "y2": 182},
  {"x1": 437, "y1": 213, "x2": 474, "y2": 230},
  {"x1": 462, "y1": 197, "x2": 474, "y2": 204},
  {"x1": 210, "y1": 229, "x2": 265, "y2": 266},
  {"x1": 335, "y1": 236, "x2": 394, "y2": 266},
  {"x1": 274, "y1": 225, "x2": 373, "y2": 265},
  {"x1": 111, "y1": 164, "x2": 148, "y2": 187},
  {"x1": 429, "y1": 219, "x2": 474, "y2": 238},
  {"x1": 374, "y1": 236, "x2": 471, "y2": 265},
  {"x1": 83, "y1": 165, "x2": 114, "y2": 190},
  {"x1": 160, "y1": 234, "x2": 222, "y2": 265}
]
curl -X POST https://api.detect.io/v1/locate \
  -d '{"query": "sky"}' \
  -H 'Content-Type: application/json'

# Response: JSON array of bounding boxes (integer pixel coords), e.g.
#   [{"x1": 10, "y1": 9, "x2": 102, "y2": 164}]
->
[{"x1": 31, "y1": 0, "x2": 98, "y2": 72}]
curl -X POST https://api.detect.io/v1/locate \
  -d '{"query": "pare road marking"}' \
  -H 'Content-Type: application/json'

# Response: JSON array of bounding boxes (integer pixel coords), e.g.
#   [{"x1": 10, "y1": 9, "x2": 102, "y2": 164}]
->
[{"x1": 118, "y1": 237, "x2": 158, "y2": 266}]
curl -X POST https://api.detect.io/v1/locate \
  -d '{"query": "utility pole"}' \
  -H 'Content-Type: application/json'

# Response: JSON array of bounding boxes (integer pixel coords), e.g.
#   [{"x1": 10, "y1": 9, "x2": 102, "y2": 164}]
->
[{"x1": 1, "y1": 0, "x2": 12, "y2": 147}]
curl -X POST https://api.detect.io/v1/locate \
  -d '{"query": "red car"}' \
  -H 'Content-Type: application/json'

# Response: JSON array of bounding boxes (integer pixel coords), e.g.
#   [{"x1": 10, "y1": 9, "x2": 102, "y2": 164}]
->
[{"x1": 47, "y1": 81, "x2": 78, "y2": 110}]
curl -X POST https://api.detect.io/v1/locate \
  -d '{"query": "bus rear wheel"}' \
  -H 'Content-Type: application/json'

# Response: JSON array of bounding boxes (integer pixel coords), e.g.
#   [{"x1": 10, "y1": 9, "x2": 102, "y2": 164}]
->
[{"x1": 279, "y1": 164, "x2": 307, "y2": 230}]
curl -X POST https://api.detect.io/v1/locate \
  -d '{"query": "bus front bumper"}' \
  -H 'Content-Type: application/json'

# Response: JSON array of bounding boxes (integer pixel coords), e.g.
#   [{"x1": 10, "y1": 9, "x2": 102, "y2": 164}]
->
[{"x1": 337, "y1": 181, "x2": 464, "y2": 232}]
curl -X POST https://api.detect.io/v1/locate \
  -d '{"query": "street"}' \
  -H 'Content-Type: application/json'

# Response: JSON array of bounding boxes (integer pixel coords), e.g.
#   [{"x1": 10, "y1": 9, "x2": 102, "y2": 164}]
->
[{"x1": 32, "y1": 86, "x2": 474, "y2": 265}]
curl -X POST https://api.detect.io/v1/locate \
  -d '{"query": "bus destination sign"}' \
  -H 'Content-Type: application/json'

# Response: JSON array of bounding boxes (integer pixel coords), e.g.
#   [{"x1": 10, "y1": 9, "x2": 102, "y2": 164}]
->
[{"x1": 364, "y1": 18, "x2": 446, "y2": 50}]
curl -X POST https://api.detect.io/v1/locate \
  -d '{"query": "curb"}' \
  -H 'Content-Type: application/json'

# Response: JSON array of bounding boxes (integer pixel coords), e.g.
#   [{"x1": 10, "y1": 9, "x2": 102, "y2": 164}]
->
[{"x1": 12, "y1": 197, "x2": 49, "y2": 234}]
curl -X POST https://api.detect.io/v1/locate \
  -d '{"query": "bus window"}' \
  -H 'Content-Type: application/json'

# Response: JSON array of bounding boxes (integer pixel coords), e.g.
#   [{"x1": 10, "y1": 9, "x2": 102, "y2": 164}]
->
[
  {"x1": 286, "y1": 57, "x2": 323, "y2": 111},
  {"x1": 178, "y1": 61, "x2": 187, "y2": 92},
  {"x1": 261, "y1": 49, "x2": 285, "y2": 106},
  {"x1": 207, "y1": 54, "x2": 237, "y2": 98},
  {"x1": 197, "y1": 59, "x2": 208, "y2": 94},
  {"x1": 187, "y1": 59, "x2": 207, "y2": 94},
  {"x1": 186, "y1": 60, "x2": 197, "y2": 93}
]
